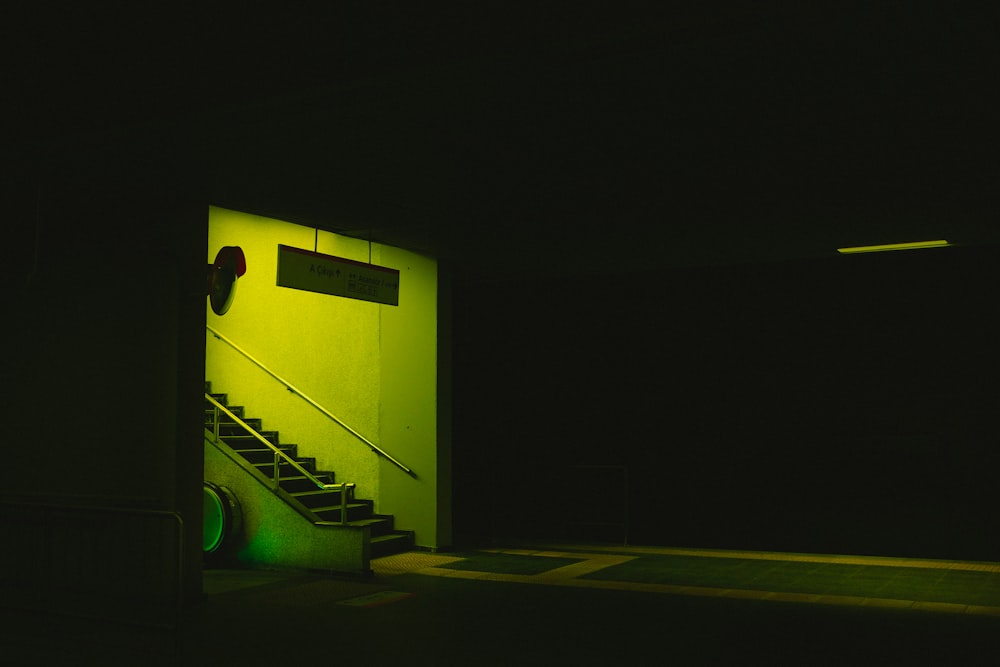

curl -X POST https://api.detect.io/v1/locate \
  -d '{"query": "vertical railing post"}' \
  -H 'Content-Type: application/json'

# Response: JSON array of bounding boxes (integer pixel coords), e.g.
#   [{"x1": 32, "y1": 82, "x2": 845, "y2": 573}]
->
[
  {"x1": 273, "y1": 451, "x2": 281, "y2": 491},
  {"x1": 213, "y1": 405, "x2": 220, "y2": 442},
  {"x1": 341, "y1": 484, "x2": 348, "y2": 525}
]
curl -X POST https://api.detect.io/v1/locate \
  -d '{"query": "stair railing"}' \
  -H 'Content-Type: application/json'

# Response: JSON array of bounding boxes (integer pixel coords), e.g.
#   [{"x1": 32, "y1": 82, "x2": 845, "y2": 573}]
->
[
  {"x1": 207, "y1": 325, "x2": 416, "y2": 478},
  {"x1": 206, "y1": 393, "x2": 352, "y2": 524}
]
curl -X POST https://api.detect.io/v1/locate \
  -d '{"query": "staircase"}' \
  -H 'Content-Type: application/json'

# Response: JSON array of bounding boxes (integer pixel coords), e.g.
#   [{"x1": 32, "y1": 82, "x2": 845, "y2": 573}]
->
[{"x1": 204, "y1": 382, "x2": 414, "y2": 560}]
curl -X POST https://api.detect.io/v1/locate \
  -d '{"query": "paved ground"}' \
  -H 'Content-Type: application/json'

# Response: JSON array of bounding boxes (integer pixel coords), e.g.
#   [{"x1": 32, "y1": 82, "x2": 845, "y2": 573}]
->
[{"x1": 4, "y1": 543, "x2": 1000, "y2": 665}]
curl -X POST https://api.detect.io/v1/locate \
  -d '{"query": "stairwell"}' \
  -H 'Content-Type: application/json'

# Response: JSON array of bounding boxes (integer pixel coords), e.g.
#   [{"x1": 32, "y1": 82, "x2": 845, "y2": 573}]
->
[{"x1": 204, "y1": 382, "x2": 414, "y2": 568}]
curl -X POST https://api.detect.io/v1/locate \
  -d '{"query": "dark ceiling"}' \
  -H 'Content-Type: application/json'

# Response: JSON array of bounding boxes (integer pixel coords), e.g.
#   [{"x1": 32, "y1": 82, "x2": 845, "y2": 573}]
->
[{"x1": 9, "y1": 4, "x2": 1000, "y2": 275}]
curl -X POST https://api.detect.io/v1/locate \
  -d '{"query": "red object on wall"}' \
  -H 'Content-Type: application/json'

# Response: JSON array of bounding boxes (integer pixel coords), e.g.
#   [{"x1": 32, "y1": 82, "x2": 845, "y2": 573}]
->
[{"x1": 207, "y1": 246, "x2": 247, "y2": 315}]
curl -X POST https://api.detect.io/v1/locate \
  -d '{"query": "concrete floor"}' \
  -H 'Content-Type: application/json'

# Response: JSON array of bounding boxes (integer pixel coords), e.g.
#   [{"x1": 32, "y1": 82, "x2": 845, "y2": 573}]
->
[{"x1": 3, "y1": 543, "x2": 1000, "y2": 666}]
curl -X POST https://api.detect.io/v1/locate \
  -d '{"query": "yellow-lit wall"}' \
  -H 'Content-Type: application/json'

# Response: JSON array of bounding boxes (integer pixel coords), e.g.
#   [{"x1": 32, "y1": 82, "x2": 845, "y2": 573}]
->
[
  {"x1": 206, "y1": 206, "x2": 443, "y2": 548},
  {"x1": 380, "y1": 246, "x2": 449, "y2": 548}
]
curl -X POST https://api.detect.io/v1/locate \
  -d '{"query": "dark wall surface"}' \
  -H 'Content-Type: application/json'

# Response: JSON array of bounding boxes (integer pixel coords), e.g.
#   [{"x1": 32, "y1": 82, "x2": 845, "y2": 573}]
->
[
  {"x1": 453, "y1": 246, "x2": 1000, "y2": 559},
  {"x1": 1, "y1": 133, "x2": 207, "y2": 599}
]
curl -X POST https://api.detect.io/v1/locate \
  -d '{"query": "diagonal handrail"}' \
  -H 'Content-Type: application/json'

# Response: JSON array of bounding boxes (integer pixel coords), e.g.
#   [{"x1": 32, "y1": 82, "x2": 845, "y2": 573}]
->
[
  {"x1": 207, "y1": 326, "x2": 416, "y2": 478},
  {"x1": 206, "y1": 394, "x2": 354, "y2": 524},
  {"x1": 206, "y1": 394, "x2": 351, "y2": 491}
]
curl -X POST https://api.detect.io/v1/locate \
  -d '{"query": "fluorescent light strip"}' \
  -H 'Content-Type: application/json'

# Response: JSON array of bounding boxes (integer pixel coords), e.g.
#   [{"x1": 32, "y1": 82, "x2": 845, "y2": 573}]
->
[{"x1": 837, "y1": 240, "x2": 951, "y2": 254}]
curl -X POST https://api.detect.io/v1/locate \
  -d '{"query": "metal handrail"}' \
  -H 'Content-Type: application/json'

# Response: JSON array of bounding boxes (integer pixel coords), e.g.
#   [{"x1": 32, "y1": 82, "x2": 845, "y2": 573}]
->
[
  {"x1": 0, "y1": 496, "x2": 184, "y2": 637},
  {"x1": 207, "y1": 325, "x2": 416, "y2": 478},
  {"x1": 206, "y1": 393, "x2": 353, "y2": 493}
]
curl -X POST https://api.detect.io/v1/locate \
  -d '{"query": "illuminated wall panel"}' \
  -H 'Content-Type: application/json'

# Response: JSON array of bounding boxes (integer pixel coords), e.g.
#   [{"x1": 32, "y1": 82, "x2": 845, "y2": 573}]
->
[
  {"x1": 205, "y1": 206, "x2": 441, "y2": 548},
  {"x1": 379, "y1": 245, "x2": 446, "y2": 548}
]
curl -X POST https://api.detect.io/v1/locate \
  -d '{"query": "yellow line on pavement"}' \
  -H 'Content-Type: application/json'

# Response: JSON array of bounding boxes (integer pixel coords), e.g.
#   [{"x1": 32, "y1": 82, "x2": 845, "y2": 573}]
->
[
  {"x1": 507, "y1": 543, "x2": 1000, "y2": 573},
  {"x1": 401, "y1": 548, "x2": 1000, "y2": 617}
]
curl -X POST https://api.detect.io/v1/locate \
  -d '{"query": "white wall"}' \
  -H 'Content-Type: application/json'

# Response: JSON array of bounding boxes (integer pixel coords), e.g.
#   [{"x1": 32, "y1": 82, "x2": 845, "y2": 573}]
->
[{"x1": 380, "y1": 245, "x2": 444, "y2": 548}]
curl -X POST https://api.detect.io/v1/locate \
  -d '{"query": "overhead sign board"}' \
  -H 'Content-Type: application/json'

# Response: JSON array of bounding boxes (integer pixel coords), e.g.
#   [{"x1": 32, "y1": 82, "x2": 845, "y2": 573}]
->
[{"x1": 276, "y1": 244, "x2": 400, "y2": 306}]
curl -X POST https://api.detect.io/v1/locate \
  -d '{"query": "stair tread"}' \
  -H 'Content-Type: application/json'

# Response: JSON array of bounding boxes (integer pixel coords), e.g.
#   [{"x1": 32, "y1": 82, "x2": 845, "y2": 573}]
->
[
  {"x1": 290, "y1": 488, "x2": 342, "y2": 496},
  {"x1": 224, "y1": 437, "x2": 281, "y2": 444},
  {"x1": 371, "y1": 533, "x2": 411, "y2": 542},
  {"x1": 235, "y1": 446, "x2": 295, "y2": 451},
  {"x1": 311, "y1": 502, "x2": 369, "y2": 512},
  {"x1": 254, "y1": 459, "x2": 313, "y2": 470},
  {"x1": 344, "y1": 518, "x2": 392, "y2": 527}
]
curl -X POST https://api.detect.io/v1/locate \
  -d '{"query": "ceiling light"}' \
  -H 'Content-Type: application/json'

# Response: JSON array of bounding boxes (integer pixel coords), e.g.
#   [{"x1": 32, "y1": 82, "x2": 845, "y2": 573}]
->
[{"x1": 836, "y1": 240, "x2": 951, "y2": 254}]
